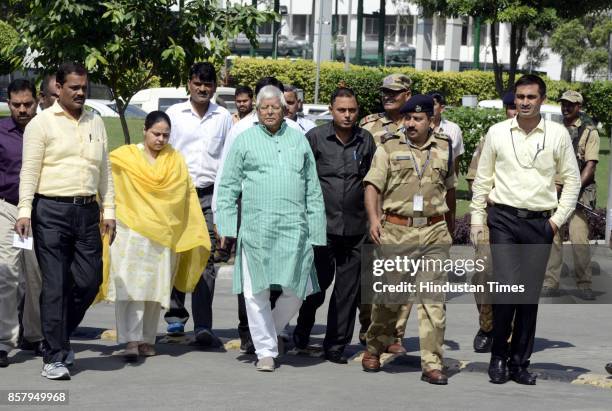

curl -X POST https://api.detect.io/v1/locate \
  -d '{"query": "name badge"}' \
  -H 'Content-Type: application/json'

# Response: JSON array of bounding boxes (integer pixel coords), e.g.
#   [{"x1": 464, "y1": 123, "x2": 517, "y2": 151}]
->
[
  {"x1": 395, "y1": 155, "x2": 411, "y2": 160},
  {"x1": 413, "y1": 194, "x2": 424, "y2": 212}
]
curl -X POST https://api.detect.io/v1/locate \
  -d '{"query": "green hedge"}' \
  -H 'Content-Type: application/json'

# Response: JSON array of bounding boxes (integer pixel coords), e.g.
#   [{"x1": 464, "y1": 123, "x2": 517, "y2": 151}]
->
[
  {"x1": 444, "y1": 107, "x2": 506, "y2": 174},
  {"x1": 228, "y1": 58, "x2": 610, "y2": 133},
  {"x1": 0, "y1": 20, "x2": 18, "y2": 75}
]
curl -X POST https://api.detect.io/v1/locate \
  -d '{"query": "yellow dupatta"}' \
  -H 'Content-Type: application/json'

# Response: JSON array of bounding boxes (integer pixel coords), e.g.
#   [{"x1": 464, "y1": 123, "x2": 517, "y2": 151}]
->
[{"x1": 96, "y1": 144, "x2": 210, "y2": 302}]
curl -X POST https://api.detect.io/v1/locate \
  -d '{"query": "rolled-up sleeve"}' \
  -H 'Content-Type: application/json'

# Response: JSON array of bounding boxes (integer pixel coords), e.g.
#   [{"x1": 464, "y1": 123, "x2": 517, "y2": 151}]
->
[{"x1": 363, "y1": 146, "x2": 389, "y2": 192}]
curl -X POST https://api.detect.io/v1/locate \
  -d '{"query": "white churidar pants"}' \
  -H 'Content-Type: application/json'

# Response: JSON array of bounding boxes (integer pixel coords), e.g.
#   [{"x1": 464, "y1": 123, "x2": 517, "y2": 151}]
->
[
  {"x1": 115, "y1": 301, "x2": 161, "y2": 344},
  {"x1": 242, "y1": 249, "x2": 303, "y2": 359}
]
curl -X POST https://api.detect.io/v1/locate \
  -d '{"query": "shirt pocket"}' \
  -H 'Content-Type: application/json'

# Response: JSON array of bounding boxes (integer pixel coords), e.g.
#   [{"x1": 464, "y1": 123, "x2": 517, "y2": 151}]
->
[
  {"x1": 285, "y1": 148, "x2": 305, "y2": 173},
  {"x1": 388, "y1": 154, "x2": 414, "y2": 186},
  {"x1": 430, "y1": 158, "x2": 449, "y2": 186},
  {"x1": 206, "y1": 129, "x2": 225, "y2": 157},
  {"x1": 83, "y1": 139, "x2": 104, "y2": 165}
]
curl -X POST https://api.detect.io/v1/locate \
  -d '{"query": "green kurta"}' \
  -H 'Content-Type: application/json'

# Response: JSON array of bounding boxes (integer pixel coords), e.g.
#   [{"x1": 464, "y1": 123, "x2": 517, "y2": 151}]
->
[{"x1": 216, "y1": 122, "x2": 326, "y2": 299}]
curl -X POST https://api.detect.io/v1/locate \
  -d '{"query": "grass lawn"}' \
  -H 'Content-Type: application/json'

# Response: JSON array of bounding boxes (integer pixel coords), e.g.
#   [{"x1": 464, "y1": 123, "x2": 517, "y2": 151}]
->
[{"x1": 103, "y1": 117, "x2": 145, "y2": 150}]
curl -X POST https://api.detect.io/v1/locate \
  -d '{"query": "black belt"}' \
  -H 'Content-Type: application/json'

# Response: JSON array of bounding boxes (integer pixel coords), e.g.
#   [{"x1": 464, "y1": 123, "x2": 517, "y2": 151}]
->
[
  {"x1": 35, "y1": 194, "x2": 97, "y2": 205},
  {"x1": 196, "y1": 185, "x2": 214, "y2": 196},
  {"x1": 493, "y1": 203, "x2": 553, "y2": 219}
]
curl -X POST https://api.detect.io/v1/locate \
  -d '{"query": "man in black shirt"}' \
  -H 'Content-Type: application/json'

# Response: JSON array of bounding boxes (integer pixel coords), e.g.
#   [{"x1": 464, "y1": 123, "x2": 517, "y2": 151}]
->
[{"x1": 293, "y1": 87, "x2": 376, "y2": 364}]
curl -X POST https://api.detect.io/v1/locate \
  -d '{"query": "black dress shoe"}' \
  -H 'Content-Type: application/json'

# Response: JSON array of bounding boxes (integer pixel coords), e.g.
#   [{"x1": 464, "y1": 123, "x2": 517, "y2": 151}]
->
[
  {"x1": 473, "y1": 329, "x2": 493, "y2": 353},
  {"x1": 324, "y1": 350, "x2": 348, "y2": 364},
  {"x1": 239, "y1": 336, "x2": 256, "y2": 355},
  {"x1": 0, "y1": 350, "x2": 8, "y2": 368},
  {"x1": 488, "y1": 357, "x2": 508, "y2": 384},
  {"x1": 292, "y1": 332, "x2": 309, "y2": 350},
  {"x1": 509, "y1": 367, "x2": 537, "y2": 385},
  {"x1": 605, "y1": 362, "x2": 612, "y2": 375},
  {"x1": 578, "y1": 288, "x2": 595, "y2": 301}
]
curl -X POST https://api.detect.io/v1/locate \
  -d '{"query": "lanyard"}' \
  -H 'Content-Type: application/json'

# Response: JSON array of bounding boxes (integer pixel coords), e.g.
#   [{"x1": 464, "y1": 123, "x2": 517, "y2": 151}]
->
[{"x1": 408, "y1": 146, "x2": 431, "y2": 182}]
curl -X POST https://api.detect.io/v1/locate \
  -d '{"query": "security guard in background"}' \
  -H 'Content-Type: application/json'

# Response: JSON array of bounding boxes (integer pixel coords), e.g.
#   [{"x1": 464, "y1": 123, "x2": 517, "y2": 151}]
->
[
  {"x1": 361, "y1": 95, "x2": 456, "y2": 385},
  {"x1": 465, "y1": 92, "x2": 516, "y2": 353},
  {"x1": 543, "y1": 90, "x2": 599, "y2": 300},
  {"x1": 358, "y1": 73, "x2": 412, "y2": 349}
]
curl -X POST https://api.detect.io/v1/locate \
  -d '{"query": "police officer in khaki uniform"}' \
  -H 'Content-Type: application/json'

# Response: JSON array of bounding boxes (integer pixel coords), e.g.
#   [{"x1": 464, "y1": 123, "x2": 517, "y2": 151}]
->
[
  {"x1": 357, "y1": 73, "x2": 412, "y2": 350},
  {"x1": 465, "y1": 92, "x2": 516, "y2": 353},
  {"x1": 543, "y1": 90, "x2": 599, "y2": 300},
  {"x1": 361, "y1": 95, "x2": 456, "y2": 385}
]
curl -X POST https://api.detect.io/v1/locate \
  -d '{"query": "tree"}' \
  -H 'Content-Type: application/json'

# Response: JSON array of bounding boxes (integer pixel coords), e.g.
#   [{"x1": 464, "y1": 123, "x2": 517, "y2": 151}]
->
[
  {"x1": 523, "y1": 25, "x2": 549, "y2": 74},
  {"x1": 7, "y1": 0, "x2": 276, "y2": 143},
  {"x1": 551, "y1": 14, "x2": 612, "y2": 81},
  {"x1": 0, "y1": 20, "x2": 18, "y2": 75},
  {"x1": 412, "y1": 1, "x2": 611, "y2": 96}
]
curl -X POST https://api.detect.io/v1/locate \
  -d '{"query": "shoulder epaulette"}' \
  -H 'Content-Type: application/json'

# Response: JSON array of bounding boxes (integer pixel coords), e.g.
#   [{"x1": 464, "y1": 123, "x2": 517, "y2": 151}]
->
[
  {"x1": 360, "y1": 112, "x2": 384, "y2": 126},
  {"x1": 380, "y1": 133, "x2": 400, "y2": 144}
]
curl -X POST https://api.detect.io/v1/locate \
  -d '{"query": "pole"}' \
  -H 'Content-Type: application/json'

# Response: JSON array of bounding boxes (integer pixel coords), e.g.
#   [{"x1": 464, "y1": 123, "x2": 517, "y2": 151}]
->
[
  {"x1": 250, "y1": 0, "x2": 257, "y2": 57},
  {"x1": 272, "y1": 0, "x2": 280, "y2": 59},
  {"x1": 314, "y1": 0, "x2": 324, "y2": 104},
  {"x1": 332, "y1": 0, "x2": 338, "y2": 60},
  {"x1": 377, "y1": 0, "x2": 385, "y2": 66},
  {"x1": 355, "y1": 0, "x2": 363, "y2": 65},
  {"x1": 472, "y1": 16, "x2": 481, "y2": 69},
  {"x1": 345, "y1": 0, "x2": 352, "y2": 70}
]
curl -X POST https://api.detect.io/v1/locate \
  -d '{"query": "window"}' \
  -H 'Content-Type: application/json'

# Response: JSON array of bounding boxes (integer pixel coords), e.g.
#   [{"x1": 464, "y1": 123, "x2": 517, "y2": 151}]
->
[
  {"x1": 398, "y1": 15, "x2": 414, "y2": 44},
  {"x1": 384, "y1": 15, "x2": 396, "y2": 40},
  {"x1": 436, "y1": 17, "x2": 446, "y2": 46},
  {"x1": 461, "y1": 16, "x2": 469, "y2": 46},
  {"x1": 364, "y1": 17, "x2": 378, "y2": 41},
  {"x1": 258, "y1": 21, "x2": 272, "y2": 35},
  {"x1": 292, "y1": 15, "x2": 307, "y2": 39}
]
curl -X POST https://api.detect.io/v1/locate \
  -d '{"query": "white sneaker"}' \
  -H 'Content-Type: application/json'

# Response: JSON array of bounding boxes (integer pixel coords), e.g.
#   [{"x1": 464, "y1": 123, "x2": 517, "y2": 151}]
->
[
  {"x1": 41, "y1": 362, "x2": 71, "y2": 380},
  {"x1": 256, "y1": 357, "x2": 275, "y2": 372},
  {"x1": 64, "y1": 350, "x2": 75, "y2": 367}
]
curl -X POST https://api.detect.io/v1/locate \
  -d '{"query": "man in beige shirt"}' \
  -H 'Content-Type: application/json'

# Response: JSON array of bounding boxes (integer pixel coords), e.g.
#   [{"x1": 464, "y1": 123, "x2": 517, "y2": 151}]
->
[
  {"x1": 470, "y1": 74, "x2": 580, "y2": 386},
  {"x1": 15, "y1": 62, "x2": 116, "y2": 381}
]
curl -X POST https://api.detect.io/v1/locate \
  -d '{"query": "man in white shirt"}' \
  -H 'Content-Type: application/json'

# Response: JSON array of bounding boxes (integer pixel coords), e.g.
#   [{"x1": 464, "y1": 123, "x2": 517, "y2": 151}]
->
[
  {"x1": 283, "y1": 84, "x2": 316, "y2": 134},
  {"x1": 470, "y1": 74, "x2": 580, "y2": 386},
  {"x1": 165, "y1": 62, "x2": 232, "y2": 346},
  {"x1": 429, "y1": 91, "x2": 464, "y2": 175}
]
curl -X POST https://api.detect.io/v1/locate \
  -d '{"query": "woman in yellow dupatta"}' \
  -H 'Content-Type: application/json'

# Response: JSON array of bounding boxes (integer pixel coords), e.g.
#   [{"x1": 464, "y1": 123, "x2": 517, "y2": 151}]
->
[{"x1": 106, "y1": 111, "x2": 210, "y2": 361}]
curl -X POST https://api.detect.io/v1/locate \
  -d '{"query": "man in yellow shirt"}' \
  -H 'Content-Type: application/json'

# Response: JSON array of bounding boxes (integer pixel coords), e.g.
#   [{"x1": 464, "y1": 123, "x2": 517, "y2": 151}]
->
[
  {"x1": 470, "y1": 74, "x2": 580, "y2": 386},
  {"x1": 15, "y1": 62, "x2": 116, "y2": 380}
]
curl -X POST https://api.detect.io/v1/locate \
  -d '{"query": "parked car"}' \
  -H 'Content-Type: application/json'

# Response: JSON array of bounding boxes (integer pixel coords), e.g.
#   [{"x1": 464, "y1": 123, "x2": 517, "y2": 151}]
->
[
  {"x1": 477, "y1": 99, "x2": 563, "y2": 123},
  {"x1": 130, "y1": 87, "x2": 237, "y2": 113},
  {"x1": 229, "y1": 34, "x2": 310, "y2": 58},
  {"x1": 302, "y1": 104, "x2": 329, "y2": 116},
  {"x1": 84, "y1": 99, "x2": 148, "y2": 118}
]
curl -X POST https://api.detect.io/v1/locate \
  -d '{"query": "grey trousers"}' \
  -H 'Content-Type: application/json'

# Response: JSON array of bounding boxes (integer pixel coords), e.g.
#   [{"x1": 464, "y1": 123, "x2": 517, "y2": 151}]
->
[{"x1": 0, "y1": 199, "x2": 43, "y2": 353}]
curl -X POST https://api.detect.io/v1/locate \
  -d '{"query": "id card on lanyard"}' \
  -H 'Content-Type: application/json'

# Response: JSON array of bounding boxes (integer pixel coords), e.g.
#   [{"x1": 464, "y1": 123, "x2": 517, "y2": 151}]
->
[{"x1": 409, "y1": 146, "x2": 431, "y2": 212}]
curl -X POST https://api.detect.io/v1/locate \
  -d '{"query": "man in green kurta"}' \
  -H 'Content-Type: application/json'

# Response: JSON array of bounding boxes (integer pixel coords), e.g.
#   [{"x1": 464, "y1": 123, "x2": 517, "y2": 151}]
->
[{"x1": 216, "y1": 85, "x2": 326, "y2": 372}]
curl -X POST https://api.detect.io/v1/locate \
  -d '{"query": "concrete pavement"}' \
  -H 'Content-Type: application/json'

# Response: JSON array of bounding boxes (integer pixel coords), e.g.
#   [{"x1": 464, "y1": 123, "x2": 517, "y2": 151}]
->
[{"x1": 1, "y1": 271, "x2": 611, "y2": 410}]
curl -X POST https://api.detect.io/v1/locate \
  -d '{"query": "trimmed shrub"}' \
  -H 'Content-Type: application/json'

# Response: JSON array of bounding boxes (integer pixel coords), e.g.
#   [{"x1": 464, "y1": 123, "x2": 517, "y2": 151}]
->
[
  {"x1": 443, "y1": 107, "x2": 506, "y2": 174},
  {"x1": 0, "y1": 20, "x2": 19, "y2": 75},
  {"x1": 580, "y1": 81, "x2": 612, "y2": 136}
]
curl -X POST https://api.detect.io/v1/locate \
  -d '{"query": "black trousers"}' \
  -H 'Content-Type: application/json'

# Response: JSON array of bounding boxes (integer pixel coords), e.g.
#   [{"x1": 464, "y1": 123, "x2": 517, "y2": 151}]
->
[
  {"x1": 165, "y1": 188, "x2": 216, "y2": 330},
  {"x1": 487, "y1": 205, "x2": 554, "y2": 368},
  {"x1": 294, "y1": 233, "x2": 366, "y2": 353},
  {"x1": 31, "y1": 197, "x2": 102, "y2": 364}
]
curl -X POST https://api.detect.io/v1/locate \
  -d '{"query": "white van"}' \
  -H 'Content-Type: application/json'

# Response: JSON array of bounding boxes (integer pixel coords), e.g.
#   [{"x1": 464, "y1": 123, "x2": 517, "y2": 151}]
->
[
  {"x1": 477, "y1": 99, "x2": 563, "y2": 123},
  {"x1": 131, "y1": 87, "x2": 237, "y2": 113}
]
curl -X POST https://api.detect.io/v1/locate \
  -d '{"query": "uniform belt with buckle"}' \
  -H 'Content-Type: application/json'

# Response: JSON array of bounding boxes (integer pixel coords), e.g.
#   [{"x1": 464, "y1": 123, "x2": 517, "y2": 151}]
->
[
  {"x1": 494, "y1": 203, "x2": 553, "y2": 219},
  {"x1": 385, "y1": 213, "x2": 445, "y2": 228},
  {"x1": 35, "y1": 194, "x2": 97, "y2": 205}
]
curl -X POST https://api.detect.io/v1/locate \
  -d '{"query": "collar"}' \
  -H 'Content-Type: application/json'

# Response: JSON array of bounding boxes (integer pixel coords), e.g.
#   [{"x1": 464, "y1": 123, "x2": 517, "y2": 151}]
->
[
  {"x1": 49, "y1": 100, "x2": 89, "y2": 121},
  {"x1": 258, "y1": 120, "x2": 287, "y2": 137},
  {"x1": 510, "y1": 115, "x2": 545, "y2": 133},
  {"x1": 567, "y1": 117, "x2": 582, "y2": 128},
  {"x1": 4, "y1": 117, "x2": 22, "y2": 134},
  {"x1": 182, "y1": 100, "x2": 220, "y2": 119},
  {"x1": 405, "y1": 132, "x2": 436, "y2": 150},
  {"x1": 324, "y1": 122, "x2": 363, "y2": 145}
]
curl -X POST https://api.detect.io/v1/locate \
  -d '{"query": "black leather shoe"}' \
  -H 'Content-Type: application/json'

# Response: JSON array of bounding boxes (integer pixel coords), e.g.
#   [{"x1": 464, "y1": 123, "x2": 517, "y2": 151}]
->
[
  {"x1": 509, "y1": 367, "x2": 537, "y2": 385},
  {"x1": 488, "y1": 357, "x2": 508, "y2": 384},
  {"x1": 239, "y1": 336, "x2": 255, "y2": 355},
  {"x1": 324, "y1": 350, "x2": 348, "y2": 364},
  {"x1": 605, "y1": 362, "x2": 612, "y2": 375},
  {"x1": 578, "y1": 288, "x2": 595, "y2": 301},
  {"x1": 0, "y1": 350, "x2": 8, "y2": 367},
  {"x1": 292, "y1": 332, "x2": 309, "y2": 350},
  {"x1": 473, "y1": 329, "x2": 493, "y2": 353}
]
